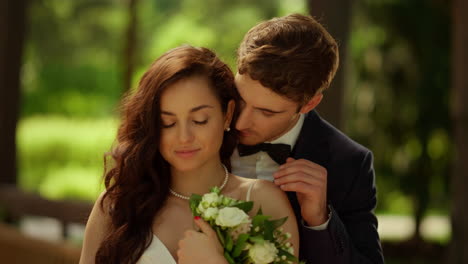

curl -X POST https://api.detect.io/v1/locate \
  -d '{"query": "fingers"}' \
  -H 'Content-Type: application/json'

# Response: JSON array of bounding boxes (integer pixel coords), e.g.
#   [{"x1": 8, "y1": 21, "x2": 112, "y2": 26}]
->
[
  {"x1": 180, "y1": 217, "x2": 216, "y2": 241},
  {"x1": 178, "y1": 229, "x2": 201, "y2": 251},
  {"x1": 274, "y1": 159, "x2": 327, "y2": 180},
  {"x1": 274, "y1": 166, "x2": 326, "y2": 181},
  {"x1": 278, "y1": 181, "x2": 319, "y2": 193},
  {"x1": 275, "y1": 173, "x2": 325, "y2": 194},
  {"x1": 281, "y1": 158, "x2": 326, "y2": 171},
  {"x1": 273, "y1": 158, "x2": 327, "y2": 195},
  {"x1": 274, "y1": 172, "x2": 325, "y2": 187},
  {"x1": 193, "y1": 216, "x2": 216, "y2": 238}
]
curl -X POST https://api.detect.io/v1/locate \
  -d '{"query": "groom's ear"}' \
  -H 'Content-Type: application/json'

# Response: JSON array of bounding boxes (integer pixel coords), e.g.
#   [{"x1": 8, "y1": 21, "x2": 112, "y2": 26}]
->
[
  {"x1": 224, "y1": 100, "x2": 235, "y2": 129},
  {"x1": 299, "y1": 93, "x2": 323, "y2": 114}
]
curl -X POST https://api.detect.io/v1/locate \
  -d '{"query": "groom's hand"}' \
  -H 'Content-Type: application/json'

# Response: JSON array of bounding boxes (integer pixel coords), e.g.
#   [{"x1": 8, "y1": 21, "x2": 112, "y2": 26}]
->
[{"x1": 273, "y1": 157, "x2": 329, "y2": 226}]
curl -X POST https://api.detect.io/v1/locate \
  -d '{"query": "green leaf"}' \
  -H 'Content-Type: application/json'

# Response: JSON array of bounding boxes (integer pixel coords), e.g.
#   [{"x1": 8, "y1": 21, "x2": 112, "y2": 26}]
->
[
  {"x1": 232, "y1": 201, "x2": 254, "y2": 213},
  {"x1": 226, "y1": 232, "x2": 234, "y2": 252},
  {"x1": 232, "y1": 233, "x2": 250, "y2": 257},
  {"x1": 248, "y1": 235, "x2": 264, "y2": 244},
  {"x1": 278, "y1": 248, "x2": 298, "y2": 262},
  {"x1": 269, "y1": 216, "x2": 288, "y2": 229},
  {"x1": 256, "y1": 206, "x2": 263, "y2": 215},
  {"x1": 264, "y1": 220, "x2": 274, "y2": 240},
  {"x1": 210, "y1": 186, "x2": 221, "y2": 194},
  {"x1": 240, "y1": 252, "x2": 250, "y2": 262},
  {"x1": 189, "y1": 194, "x2": 202, "y2": 215},
  {"x1": 252, "y1": 214, "x2": 270, "y2": 228},
  {"x1": 215, "y1": 226, "x2": 225, "y2": 246},
  {"x1": 224, "y1": 252, "x2": 236, "y2": 264}
]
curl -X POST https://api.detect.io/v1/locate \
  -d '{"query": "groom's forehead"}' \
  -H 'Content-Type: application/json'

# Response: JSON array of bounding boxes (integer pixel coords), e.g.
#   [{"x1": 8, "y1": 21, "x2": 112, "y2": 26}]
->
[
  {"x1": 237, "y1": 89, "x2": 298, "y2": 114},
  {"x1": 235, "y1": 75, "x2": 294, "y2": 104}
]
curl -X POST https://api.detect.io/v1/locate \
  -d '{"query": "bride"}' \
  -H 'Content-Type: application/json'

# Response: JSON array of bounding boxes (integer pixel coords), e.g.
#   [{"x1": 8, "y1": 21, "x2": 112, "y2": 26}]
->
[{"x1": 79, "y1": 45, "x2": 299, "y2": 264}]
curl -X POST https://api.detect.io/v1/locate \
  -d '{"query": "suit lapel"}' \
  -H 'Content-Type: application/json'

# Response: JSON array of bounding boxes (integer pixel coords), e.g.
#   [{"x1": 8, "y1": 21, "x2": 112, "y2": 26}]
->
[
  {"x1": 287, "y1": 111, "x2": 331, "y2": 219},
  {"x1": 291, "y1": 111, "x2": 330, "y2": 168}
]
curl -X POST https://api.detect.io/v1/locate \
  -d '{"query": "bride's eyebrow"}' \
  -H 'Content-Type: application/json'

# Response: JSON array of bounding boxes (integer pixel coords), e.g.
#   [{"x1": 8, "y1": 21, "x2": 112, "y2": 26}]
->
[
  {"x1": 161, "y1": 105, "x2": 214, "y2": 116},
  {"x1": 190, "y1": 105, "x2": 214, "y2": 113}
]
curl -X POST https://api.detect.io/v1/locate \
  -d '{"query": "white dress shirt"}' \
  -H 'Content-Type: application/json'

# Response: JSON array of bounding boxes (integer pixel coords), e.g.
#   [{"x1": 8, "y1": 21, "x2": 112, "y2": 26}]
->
[
  {"x1": 232, "y1": 114, "x2": 304, "y2": 180},
  {"x1": 231, "y1": 114, "x2": 330, "y2": 230}
]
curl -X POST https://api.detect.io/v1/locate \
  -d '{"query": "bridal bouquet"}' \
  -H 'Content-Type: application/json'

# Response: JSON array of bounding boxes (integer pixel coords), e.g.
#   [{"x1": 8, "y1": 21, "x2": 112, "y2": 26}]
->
[{"x1": 189, "y1": 187, "x2": 300, "y2": 264}]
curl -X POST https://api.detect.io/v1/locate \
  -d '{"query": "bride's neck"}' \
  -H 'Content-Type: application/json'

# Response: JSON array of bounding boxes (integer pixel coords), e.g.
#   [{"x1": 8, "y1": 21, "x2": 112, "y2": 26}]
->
[{"x1": 169, "y1": 160, "x2": 226, "y2": 197}]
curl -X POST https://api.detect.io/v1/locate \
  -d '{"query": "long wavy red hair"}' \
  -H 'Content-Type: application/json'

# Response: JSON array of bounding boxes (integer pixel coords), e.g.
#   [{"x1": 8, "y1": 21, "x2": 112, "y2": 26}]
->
[{"x1": 95, "y1": 45, "x2": 239, "y2": 263}]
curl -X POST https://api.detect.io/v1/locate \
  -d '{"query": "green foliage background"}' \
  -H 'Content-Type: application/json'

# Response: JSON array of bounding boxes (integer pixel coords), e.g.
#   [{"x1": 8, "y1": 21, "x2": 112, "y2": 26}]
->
[
  {"x1": 19, "y1": 0, "x2": 308, "y2": 200},
  {"x1": 19, "y1": 0, "x2": 451, "y2": 229}
]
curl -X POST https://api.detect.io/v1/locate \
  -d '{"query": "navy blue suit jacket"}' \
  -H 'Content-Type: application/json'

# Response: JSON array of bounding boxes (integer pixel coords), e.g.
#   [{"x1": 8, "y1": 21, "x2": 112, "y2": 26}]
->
[{"x1": 288, "y1": 111, "x2": 384, "y2": 263}]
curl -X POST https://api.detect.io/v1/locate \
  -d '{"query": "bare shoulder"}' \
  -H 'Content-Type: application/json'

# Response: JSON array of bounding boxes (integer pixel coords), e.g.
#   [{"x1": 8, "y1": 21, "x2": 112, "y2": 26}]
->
[
  {"x1": 241, "y1": 179, "x2": 293, "y2": 217},
  {"x1": 89, "y1": 190, "x2": 115, "y2": 235},
  {"x1": 85, "y1": 190, "x2": 112, "y2": 222},
  {"x1": 79, "y1": 190, "x2": 112, "y2": 264},
  {"x1": 228, "y1": 175, "x2": 256, "y2": 196},
  {"x1": 228, "y1": 176, "x2": 288, "y2": 203},
  {"x1": 251, "y1": 179, "x2": 289, "y2": 202}
]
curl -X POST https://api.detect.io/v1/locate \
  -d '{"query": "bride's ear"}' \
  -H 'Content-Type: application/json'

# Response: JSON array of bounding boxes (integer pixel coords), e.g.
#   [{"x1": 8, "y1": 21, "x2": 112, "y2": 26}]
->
[{"x1": 224, "y1": 100, "x2": 235, "y2": 130}]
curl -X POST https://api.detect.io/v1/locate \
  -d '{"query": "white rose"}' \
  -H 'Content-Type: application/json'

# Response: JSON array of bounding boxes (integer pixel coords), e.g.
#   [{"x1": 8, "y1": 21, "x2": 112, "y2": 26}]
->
[
  {"x1": 215, "y1": 207, "x2": 250, "y2": 227},
  {"x1": 202, "y1": 207, "x2": 219, "y2": 220},
  {"x1": 197, "y1": 202, "x2": 207, "y2": 213},
  {"x1": 248, "y1": 241, "x2": 278, "y2": 264},
  {"x1": 201, "y1": 192, "x2": 220, "y2": 207},
  {"x1": 230, "y1": 221, "x2": 252, "y2": 240}
]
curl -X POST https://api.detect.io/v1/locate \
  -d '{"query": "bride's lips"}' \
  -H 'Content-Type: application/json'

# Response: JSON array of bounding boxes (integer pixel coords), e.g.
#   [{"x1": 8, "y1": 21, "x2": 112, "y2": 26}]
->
[{"x1": 174, "y1": 149, "x2": 200, "y2": 158}]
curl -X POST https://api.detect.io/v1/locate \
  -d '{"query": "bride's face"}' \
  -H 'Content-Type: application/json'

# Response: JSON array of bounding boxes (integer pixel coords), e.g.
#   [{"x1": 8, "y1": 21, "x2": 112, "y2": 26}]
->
[{"x1": 159, "y1": 74, "x2": 232, "y2": 171}]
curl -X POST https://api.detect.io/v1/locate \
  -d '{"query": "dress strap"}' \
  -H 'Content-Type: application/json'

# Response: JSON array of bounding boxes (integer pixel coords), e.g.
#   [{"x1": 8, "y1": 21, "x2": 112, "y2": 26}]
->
[{"x1": 245, "y1": 180, "x2": 257, "y2": 201}]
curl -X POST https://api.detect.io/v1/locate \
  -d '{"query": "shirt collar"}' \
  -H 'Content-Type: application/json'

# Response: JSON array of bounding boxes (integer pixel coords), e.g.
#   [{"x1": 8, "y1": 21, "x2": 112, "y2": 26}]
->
[{"x1": 269, "y1": 114, "x2": 305, "y2": 147}]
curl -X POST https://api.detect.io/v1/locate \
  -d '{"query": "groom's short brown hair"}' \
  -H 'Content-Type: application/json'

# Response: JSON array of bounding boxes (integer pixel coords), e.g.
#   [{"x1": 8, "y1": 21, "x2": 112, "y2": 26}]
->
[{"x1": 237, "y1": 14, "x2": 339, "y2": 105}]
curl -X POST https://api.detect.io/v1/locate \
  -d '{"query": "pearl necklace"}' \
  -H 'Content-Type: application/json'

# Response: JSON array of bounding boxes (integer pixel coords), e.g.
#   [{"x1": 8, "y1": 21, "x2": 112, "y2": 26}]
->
[{"x1": 169, "y1": 164, "x2": 229, "y2": 200}]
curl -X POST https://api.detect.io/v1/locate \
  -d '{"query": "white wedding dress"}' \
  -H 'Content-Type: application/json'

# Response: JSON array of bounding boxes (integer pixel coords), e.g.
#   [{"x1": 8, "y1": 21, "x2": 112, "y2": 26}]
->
[
  {"x1": 136, "y1": 180, "x2": 257, "y2": 264},
  {"x1": 136, "y1": 235, "x2": 177, "y2": 264}
]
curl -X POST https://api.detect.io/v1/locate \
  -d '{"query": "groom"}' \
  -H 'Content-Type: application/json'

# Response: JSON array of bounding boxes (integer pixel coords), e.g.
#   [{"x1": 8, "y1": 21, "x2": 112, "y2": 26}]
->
[{"x1": 231, "y1": 14, "x2": 384, "y2": 263}]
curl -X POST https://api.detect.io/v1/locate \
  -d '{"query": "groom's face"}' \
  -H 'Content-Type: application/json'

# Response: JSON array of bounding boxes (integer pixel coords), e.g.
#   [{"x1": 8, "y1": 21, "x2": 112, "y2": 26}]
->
[{"x1": 234, "y1": 73, "x2": 301, "y2": 145}]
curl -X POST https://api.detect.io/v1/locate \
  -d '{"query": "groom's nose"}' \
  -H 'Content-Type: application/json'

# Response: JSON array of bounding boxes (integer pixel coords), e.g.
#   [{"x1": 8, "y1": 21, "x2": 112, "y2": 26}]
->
[{"x1": 235, "y1": 106, "x2": 253, "y2": 131}]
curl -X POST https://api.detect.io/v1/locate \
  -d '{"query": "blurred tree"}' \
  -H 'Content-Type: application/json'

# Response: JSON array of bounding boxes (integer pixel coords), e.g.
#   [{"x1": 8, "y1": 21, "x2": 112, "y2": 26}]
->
[
  {"x1": 22, "y1": 0, "x2": 125, "y2": 117},
  {"x1": 449, "y1": 0, "x2": 468, "y2": 262},
  {"x1": 17, "y1": 0, "x2": 290, "y2": 197},
  {"x1": 0, "y1": 0, "x2": 29, "y2": 185},
  {"x1": 348, "y1": 0, "x2": 451, "y2": 240},
  {"x1": 136, "y1": 0, "x2": 280, "y2": 70},
  {"x1": 21, "y1": 0, "x2": 281, "y2": 116},
  {"x1": 308, "y1": 0, "x2": 353, "y2": 130},
  {"x1": 123, "y1": 0, "x2": 139, "y2": 93}
]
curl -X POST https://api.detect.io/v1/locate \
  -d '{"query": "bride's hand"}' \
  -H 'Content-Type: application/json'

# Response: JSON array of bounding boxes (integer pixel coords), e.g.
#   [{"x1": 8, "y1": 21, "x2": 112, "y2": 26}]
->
[{"x1": 177, "y1": 216, "x2": 227, "y2": 264}]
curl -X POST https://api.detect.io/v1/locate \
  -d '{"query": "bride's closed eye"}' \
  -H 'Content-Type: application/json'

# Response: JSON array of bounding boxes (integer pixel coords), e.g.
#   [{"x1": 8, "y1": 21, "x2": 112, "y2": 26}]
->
[
  {"x1": 193, "y1": 119, "x2": 208, "y2": 125},
  {"x1": 161, "y1": 118, "x2": 209, "y2": 128},
  {"x1": 162, "y1": 122, "x2": 176, "y2": 128}
]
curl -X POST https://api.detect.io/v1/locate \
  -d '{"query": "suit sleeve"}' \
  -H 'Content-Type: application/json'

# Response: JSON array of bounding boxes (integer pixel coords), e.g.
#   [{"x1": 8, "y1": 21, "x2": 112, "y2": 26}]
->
[{"x1": 298, "y1": 151, "x2": 384, "y2": 264}]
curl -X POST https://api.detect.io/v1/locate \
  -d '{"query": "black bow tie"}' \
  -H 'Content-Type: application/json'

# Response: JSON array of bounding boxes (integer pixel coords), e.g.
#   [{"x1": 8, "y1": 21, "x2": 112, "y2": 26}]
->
[{"x1": 237, "y1": 143, "x2": 291, "y2": 165}]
